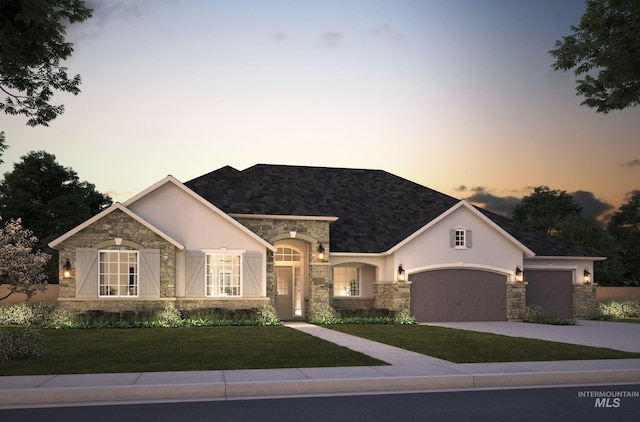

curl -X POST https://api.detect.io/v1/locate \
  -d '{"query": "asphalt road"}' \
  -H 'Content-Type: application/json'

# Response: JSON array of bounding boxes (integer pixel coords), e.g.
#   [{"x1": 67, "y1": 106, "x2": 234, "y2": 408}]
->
[{"x1": 2, "y1": 384, "x2": 640, "y2": 422}]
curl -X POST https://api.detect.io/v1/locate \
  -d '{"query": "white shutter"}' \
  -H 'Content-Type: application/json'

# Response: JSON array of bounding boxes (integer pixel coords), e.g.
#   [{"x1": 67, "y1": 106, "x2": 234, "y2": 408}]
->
[
  {"x1": 467, "y1": 230, "x2": 473, "y2": 248},
  {"x1": 139, "y1": 249, "x2": 160, "y2": 298},
  {"x1": 76, "y1": 248, "x2": 98, "y2": 298},
  {"x1": 185, "y1": 252, "x2": 205, "y2": 297},
  {"x1": 243, "y1": 252, "x2": 263, "y2": 297}
]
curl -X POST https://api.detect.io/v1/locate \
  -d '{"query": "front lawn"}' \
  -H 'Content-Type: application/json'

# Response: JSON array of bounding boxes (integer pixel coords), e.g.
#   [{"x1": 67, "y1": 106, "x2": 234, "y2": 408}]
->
[
  {"x1": 0, "y1": 326, "x2": 385, "y2": 376},
  {"x1": 325, "y1": 324, "x2": 640, "y2": 363}
]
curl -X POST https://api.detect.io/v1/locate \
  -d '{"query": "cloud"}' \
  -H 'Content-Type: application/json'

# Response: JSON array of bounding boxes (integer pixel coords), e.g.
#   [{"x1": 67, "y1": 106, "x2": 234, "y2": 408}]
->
[
  {"x1": 105, "y1": 189, "x2": 136, "y2": 203},
  {"x1": 454, "y1": 185, "x2": 467, "y2": 192},
  {"x1": 318, "y1": 31, "x2": 344, "y2": 48},
  {"x1": 464, "y1": 189, "x2": 521, "y2": 217},
  {"x1": 572, "y1": 190, "x2": 614, "y2": 221},
  {"x1": 625, "y1": 189, "x2": 640, "y2": 201},
  {"x1": 622, "y1": 159, "x2": 640, "y2": 167},
  {"x1": 271, "y1": 32, "x2": 287, "y2": 43},
  {"x1": 369, "y1": 24, "x2": 403, "y2": 42}
]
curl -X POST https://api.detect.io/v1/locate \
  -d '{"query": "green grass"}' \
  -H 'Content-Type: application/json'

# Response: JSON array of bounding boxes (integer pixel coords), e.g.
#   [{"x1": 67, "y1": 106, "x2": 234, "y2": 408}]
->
[
  {"x1": 611, "y1": 318, "x2": 640, "y2": 324},
  {"x1": 325, "y1": 324, "x2": 640, "y2": 363},
  {"x1": 0, "y1": 326, "x2": 385, "y2": 376}
]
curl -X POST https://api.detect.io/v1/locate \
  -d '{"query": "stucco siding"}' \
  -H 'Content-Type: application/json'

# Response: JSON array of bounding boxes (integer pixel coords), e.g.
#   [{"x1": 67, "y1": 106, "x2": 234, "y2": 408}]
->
[{"x1": 395, "y1": 206, "x2": 523, "y2": 277}]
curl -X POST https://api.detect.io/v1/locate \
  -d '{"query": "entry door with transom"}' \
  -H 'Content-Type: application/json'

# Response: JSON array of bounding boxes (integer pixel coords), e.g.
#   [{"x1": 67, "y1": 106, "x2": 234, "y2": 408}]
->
[{"x1": 274, "y1": 245, "x2": 305, "y2": 319}]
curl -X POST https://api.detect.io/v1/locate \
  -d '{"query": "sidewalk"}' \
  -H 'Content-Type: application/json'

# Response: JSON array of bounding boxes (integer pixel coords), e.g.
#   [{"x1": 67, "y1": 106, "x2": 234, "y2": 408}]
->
[{"x1": 1, "y1": 322, "x2": 640, "y2": 408}]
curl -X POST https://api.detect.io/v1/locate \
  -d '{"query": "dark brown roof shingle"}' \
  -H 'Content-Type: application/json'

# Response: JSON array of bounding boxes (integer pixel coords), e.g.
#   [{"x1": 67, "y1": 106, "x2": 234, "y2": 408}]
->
[{"x1": 185, "y1": 164, "x2": 600, "y2": 257}]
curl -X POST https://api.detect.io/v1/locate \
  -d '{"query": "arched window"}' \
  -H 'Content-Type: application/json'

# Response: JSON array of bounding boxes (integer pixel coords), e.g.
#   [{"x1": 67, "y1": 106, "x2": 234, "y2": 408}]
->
[
  {"x1": 450, "y1": 226, "x2": 472, "y2": 249},
  {"x1": 274, "y1": 247, "x2": 302, "y2": 262}
]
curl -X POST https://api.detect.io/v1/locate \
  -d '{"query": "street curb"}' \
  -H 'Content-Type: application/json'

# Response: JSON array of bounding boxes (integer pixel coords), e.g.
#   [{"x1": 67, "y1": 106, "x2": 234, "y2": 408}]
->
[{"x1": 2, "y1": 369, "x2": 640, "y2": 407}]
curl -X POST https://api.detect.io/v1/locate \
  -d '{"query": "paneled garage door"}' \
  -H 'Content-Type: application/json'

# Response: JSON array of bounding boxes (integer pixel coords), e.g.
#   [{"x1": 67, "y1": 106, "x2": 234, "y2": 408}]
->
[
  {"x1": 525, "y1": 270, "x2": 572, "y2": 318},
  {"x1": 410, "y1": 269, "x2": 507, "y2": 322}
]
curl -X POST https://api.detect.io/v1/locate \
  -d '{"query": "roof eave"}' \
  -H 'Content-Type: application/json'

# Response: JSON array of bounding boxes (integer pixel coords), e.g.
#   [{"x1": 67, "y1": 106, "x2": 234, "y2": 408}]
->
[
  {"x1": 387, "y1": 200, "x2": 535, "y2": 257},
  {"x1": 48, "y1": 203, "x2": 185, "y2": 250},
  {"x1": 125, "y1": 175, "x2": 277, "y2": 253}
]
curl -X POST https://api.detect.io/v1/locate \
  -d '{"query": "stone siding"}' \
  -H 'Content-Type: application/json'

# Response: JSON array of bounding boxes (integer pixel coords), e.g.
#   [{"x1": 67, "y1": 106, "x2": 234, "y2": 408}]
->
[
  {"x1": 58, "y1": 298, "x2": 174, "y2": 313},
  {"x1": 176, "y1": 298, "x2": 270, "y2": 311},
  {"x1": 375, "y1": 281, "x2": 411, "y2": 312},
  {"x1": 55, "y1": 208, "x2": 177, "y2": 303},
  {"x1": 506, "y1": 282, "x2": 527, "y2": 320},
  {"x1": 572, "y1": 284, "x2": 597, "y2": 318},
  {"x1": 236, "y1": 217, "x2": 332, "y2": 317}
]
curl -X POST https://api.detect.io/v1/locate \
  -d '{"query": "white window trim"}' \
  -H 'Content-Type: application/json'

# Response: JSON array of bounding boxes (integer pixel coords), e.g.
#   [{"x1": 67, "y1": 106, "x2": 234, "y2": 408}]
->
[
  {"x1": 454, "y1": 226, "x2": 467, "y2": 250},
  {"x1": 204, "y1": 250, "x2": 244, "y2": 297},
  {"x1": 333, "y1": 265, "x2": 362, "y2": 297},
  {"x1": 98, "y1": 249, "x2": 139, "y2": 298}
]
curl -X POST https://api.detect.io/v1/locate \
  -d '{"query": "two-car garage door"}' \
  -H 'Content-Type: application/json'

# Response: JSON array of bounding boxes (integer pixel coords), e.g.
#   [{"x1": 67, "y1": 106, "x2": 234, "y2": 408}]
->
[{"x1": 410, "y1": 269, "x2": 507, "y2": 322}]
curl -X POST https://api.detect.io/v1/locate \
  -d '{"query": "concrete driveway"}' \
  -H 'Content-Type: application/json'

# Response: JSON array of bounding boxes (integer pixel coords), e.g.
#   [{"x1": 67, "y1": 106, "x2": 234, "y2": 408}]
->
[{"x1": 425, "y1": 320, "x2": 640, "y2": 353}]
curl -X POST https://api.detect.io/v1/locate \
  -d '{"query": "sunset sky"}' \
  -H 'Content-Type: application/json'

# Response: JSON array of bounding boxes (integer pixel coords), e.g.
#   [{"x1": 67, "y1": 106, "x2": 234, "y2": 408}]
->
[{"x1": 1, "y1": 0, "x2": 639, "y2": 221}]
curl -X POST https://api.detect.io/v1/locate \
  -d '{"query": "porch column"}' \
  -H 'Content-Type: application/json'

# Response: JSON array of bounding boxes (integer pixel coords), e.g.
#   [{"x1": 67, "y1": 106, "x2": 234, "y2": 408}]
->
[
  {"x1": 506, "y1": 282, "x2": 527, "y2": 320},
  {"x1": 572, "y1": 283, "x2": 597, "y2": 318},
  {"x1": 308, "y1": 262, "x2": 331, "y2": 317},
  {"x1": 374, "y1": 281, "x2": 411, "y2": 313}
]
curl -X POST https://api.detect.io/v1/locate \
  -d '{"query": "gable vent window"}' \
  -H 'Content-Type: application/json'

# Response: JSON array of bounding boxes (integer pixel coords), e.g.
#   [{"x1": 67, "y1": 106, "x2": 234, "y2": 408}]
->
[{"x1": 450, "y1": 227, "x2": 472, "y2": 249}]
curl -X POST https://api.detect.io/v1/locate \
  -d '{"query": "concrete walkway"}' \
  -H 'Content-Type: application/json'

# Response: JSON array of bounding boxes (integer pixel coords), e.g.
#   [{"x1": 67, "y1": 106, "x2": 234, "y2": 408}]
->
[
  {"x1": 1, "y1": 321, "x2": 640, "y2": 408},
  {"x1": 427, "y1": 320, "x2": 640, "y2": 353}
]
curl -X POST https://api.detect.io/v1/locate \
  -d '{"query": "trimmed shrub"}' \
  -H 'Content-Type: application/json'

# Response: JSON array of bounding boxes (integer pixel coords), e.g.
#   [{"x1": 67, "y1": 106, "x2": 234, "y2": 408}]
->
[
  {"x1": 521, "y1": 305, "x2": 544, "y2": 323},
  {"x1": 255, "y1": 304, "x2": 280, "y2": 325},
  {"x1": 309, "y1": 304, "x2": 340, "y2": 324},
  {"x1": 310, "y1": 307, "x2": 417, "y2": 325},
  {"x1": 0, "y1": 302, "x2": 67, "y2": 325},
  {"x1": 521, "y1": 304, "x2": 575, "y2": 325},
  {"x1": 0, "y1": 327, "x2": 44, "y2": 360},
  {"x1": 393, "y1": 309, "x2": 417, "y2": 325},
  {"x1": 598, "y1": 300, "x2": 640, "y2": 319},
  {"x1": 152, "y1": 306, "x2": 182, "y2": 327}
]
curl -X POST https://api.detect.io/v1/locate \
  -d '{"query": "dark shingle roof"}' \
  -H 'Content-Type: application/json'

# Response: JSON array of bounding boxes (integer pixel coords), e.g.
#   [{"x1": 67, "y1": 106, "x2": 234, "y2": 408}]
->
[{"x1": 185, "y1": 164, "x2": 600, "y2": 257}]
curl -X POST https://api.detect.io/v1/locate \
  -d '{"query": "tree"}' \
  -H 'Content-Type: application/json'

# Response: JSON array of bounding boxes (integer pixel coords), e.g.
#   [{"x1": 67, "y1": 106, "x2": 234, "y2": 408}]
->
[
  {"x1": 512, "y1": 186, "x2": 582, "y2": 234},
  {"x1": 557, "y1": 217, "x2": 623, "y2": 285},
  {"x1": 0, "y1": 151, "x2": 112, "y2": 281},
  {"x1": 549, "y1": 0, "x2": 640, "y2": 113},
  {"x1": 0, "y1": 0, "x2": 92, "y2": 126},
  {"x1": 607, "y1": 193, "x2": 640, "y2": 285},
  {"x1": 0, "y1": 131, "x2": 7, "y2": 164},
  {"x1": 0, "y1": 217, "x2": 50, "y2": 301}
]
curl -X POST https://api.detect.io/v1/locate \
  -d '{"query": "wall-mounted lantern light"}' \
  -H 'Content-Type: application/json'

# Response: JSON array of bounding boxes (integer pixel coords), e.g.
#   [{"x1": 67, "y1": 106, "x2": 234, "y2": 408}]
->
[
  {"x1": 317, "y1": 243, "x2": 325, "y2": 262},
  {"x1": 397, "y1": 265, "x2": 406, "y2": 282},
  {"x1": 583, "y1": 269, "x2": 591, "y2": 284},
  {"x1": 63, "y1": 259, "x2": 72, "y2": 279},
  {"x1": 515, "y1": 266, "x2": 523, "y2": 283}
]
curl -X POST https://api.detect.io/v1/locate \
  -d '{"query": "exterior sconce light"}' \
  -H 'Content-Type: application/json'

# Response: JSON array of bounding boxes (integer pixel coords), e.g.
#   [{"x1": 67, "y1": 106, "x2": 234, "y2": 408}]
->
[
  {"x1": 317, "y1": 243, "x2": 325, "y2": 262},
  {"x1": 583, "y1": 269, "x2": 591, "y2": 284},
  {"x1": 515, "y1": 267, "x2": 523, "y2": 283},
  {"x1": 397, "y1": 265, "x2": 406, "y2": 282},
  {"x1": 63, "y1": 259, "x2": 72, "y2": 279}
]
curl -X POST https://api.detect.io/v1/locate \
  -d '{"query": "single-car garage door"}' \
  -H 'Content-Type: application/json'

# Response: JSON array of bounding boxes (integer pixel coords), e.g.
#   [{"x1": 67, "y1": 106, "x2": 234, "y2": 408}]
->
[
  {"x1": 525, "y1": 270, "x2": 572, "y2": 318},
  {"x1": 410, "y1": 269, "x2": 507, "y2": 322}
]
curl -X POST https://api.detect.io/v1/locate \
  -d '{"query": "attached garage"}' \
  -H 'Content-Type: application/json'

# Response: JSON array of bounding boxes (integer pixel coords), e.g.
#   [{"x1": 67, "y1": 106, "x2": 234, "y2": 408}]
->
[
  {"x1": 525, "y1": 270, "x2": 572, "y2": 318},
  {"x1": 410, "y1": 269, "x2": 507, "y2": 322}
]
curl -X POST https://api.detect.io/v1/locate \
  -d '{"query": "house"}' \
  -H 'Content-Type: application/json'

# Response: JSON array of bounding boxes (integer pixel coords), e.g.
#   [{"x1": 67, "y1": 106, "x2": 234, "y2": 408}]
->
[{"x1": 48, "y1": 164, "x2": 603, "y2": 321}]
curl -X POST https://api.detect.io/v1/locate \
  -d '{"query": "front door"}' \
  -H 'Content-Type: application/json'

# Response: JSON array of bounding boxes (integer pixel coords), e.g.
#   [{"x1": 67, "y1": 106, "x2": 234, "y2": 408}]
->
[
  {"x1": 275, "y1": 266, "x2": 303, "y2": 319},
  {"x1": 275, "y1": 267, "x2": 293, "y2": 318},
  {"x1": 274, "y1": 243, "x2": 306, "y2": 319}
]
